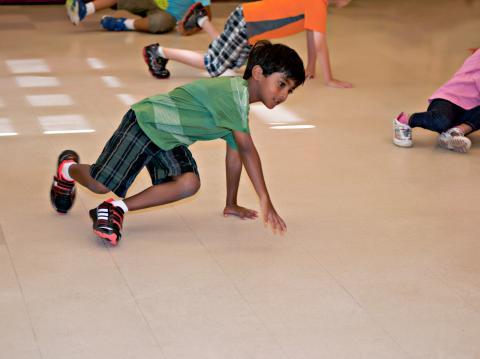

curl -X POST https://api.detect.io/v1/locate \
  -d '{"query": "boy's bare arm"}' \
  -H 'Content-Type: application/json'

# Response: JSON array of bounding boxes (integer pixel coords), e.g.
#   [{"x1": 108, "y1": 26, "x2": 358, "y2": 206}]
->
[
  {"x1": 232, "y1": 130, "x2": 286, "y2": 234},
  {"x1": 224, "y1": 143, "x2": 258, "y2": 219},
  {"x1": 305, "y1": 30, "x2": 318, "y2": 79},
  {"x1": 306, "y1": 30, "x2": 353, "y2": 88}
]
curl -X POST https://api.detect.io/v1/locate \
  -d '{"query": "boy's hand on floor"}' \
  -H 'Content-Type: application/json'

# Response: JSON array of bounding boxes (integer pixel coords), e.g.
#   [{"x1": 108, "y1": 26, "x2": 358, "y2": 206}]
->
[
  {"x1": 223, "y1": 204, "x2": 258, "y2": 220},
  {"x1": 305, "y1": 67, "x2": 316, "y2": 79},
  {"x1": 326, "y1": 78, "x2": 353, "y2": 88},
  {"x1": 305, "y1": 69, "x2": 315, "y2": 80},
  {"x1": 261, "y1": 200, "x2": 287, "y2": 235}
]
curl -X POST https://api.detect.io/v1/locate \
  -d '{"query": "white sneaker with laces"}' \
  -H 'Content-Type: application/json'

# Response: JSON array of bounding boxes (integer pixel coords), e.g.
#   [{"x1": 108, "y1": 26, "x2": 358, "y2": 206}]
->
[
  {"x1": 393, "y1": 118, "x2": 412, "y2": 147},
  {"x1": 438, "y1": 128, "x2": 471, "y2": 153}
]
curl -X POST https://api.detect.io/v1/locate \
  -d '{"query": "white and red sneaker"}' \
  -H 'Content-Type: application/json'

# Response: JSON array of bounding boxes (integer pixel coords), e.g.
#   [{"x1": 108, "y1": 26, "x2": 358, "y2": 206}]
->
[{"x1": 89, "y1": 199, "x2": 125, "y2": 246}]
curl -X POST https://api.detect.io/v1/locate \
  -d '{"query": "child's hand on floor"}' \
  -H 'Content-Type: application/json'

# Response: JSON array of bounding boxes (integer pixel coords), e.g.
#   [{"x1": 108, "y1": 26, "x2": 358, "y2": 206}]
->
[{"x1": 261, "y1": 200, "x2": 287, "y2": 235}]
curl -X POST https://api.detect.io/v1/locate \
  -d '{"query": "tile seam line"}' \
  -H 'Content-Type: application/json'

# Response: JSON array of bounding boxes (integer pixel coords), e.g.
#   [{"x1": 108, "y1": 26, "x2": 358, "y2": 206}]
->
[
  {"x1": 295, "y1": 240, "x2": 414, "y2": 358},
  {"x1": 175, "y1": 209, "x2": 293, "y2": 359},
  {"x1": 0, "y1": 221, "x2": 45, "y2": 359}
]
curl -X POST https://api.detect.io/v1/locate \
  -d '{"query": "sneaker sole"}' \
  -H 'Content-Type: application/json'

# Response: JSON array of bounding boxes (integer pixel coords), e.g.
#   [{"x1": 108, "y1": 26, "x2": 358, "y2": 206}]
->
[
  {"x1": 142, "y1": 47, "x2": 170, "y2": 79},
  {"x1": 450, "y1": 136, "x2": 471, "y2": 153},
  {"x1": 438, "y1": 136, "x2": 471, "y2": 153},
  {"x1": 89, "y1": 208, "x2": 120, "y2": 246},
  {"x1": 178, "y1": 2, "x2": 203, "y2": 31},
  {"x1": 51, "y1": 192, "x2": 76, "y2": 214},
  {"x1": 66, "y1": 0, "x2": 80, "y2": 25},
  {"x1": 393, "y1": 138, "x2": 412, "y2": 148},
  {"x1": 93, "y1": 229, "x2": 119, "y2": 246}
]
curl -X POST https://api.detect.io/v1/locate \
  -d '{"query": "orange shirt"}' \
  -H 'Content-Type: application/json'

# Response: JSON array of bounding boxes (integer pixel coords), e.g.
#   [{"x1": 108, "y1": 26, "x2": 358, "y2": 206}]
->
[{"x1": 242, "y1": 0, "x2": 328, "y2": 45}]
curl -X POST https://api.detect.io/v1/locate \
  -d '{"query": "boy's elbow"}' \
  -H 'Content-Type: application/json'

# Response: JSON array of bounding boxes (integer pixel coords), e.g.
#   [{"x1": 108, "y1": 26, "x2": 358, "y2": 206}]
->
[{"x1": 233, "y1": 131, "x2": 255, "y2": 154}]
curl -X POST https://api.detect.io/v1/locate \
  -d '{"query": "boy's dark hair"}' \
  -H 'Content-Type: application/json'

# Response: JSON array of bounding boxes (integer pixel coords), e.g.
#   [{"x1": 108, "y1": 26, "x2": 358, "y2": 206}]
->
[{"x1": 243, "y1": 40, "x2": 305, "y2": 87}]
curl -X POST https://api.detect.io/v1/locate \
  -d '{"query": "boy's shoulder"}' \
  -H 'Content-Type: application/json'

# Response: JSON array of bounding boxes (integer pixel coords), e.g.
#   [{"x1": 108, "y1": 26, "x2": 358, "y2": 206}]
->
[
  {"x1": 180, "y1": 76, "x2": 249, "y2": 102},
  {"x1": 181, "y1": 77, "x2": 250, "y2": 116},
  {"x1": 182, "y1": 76, "x2": 246, "y2": 90}
]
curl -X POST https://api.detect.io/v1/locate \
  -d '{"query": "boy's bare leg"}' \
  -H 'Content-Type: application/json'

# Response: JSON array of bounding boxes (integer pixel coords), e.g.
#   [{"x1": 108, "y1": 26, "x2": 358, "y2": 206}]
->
[
  {"x1": 132, "y1": 17, "x2": 149, "y2": 32},
  {"x1": 124, "y1": 172, "x2": 200, "y2": 211},
  {"x1": 163, "y1": 48, "x2": 206, "y2": 69},
  {"x1": 92, "y1": 0, "x2": 117, "y2": 11},
  {"x1": 69, "y1": 165, "x2": 200, "y2": 210},
  {"x1": 200, "y1": 18, "x2": 220, "y2": 39},
  {"x1": 69, "y1": 164, "x2": 110, "y2": 194}
]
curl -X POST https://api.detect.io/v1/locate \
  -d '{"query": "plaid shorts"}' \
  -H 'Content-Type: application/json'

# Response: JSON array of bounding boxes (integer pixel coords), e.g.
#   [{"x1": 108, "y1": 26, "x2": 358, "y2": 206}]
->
[
  {"x1": 204, "y1": 5, "x2": 252, "y2": 77},
  {"x1": 90, "y1": 109, "x2": 199, "y2": 198}
]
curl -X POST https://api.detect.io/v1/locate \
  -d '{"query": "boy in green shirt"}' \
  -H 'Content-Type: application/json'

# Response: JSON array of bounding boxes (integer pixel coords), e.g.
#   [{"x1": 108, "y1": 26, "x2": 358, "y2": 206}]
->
[{"x1": 50, "y1": 40, "x2": 305, "y2": 245}]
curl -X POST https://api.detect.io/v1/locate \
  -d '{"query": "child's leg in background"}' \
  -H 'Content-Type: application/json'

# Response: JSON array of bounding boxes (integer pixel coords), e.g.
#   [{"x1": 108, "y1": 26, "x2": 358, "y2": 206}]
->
[
  {"x1": 458, "y1": 105, "x2": 480, "y2": 135},
  {"x1": 409, "y1": 99, "x2": 465, "y2": 133},
  {"x1": 141, "y1": 10, "x2": 176, "y2": 33},
  {"x1": 412, "y1": 101, "x2": 479, "y2": 153},
  {"x1": 144, "y1": 5, "x2": 248, "y2": 77},
  {"x1": 92, "y1": 0, "x2": 117, "y2": 11},
  {"x1": 162, "y1": 48, "x2": 207, "y2": 69},
  {"x1": 100, "y1": 0, "x2": 176, "y2": 32},
  {"x1": 199, "y1": 17, "x2": 220, "y2": 40},
  {"x1": 66, "y1": 0, "x2": 113, "y2": 25},
  {"x1": 161, "y1": 5, "x2": 247, "y2": 73},
  {"x1": 102, "y1": 11, "x2": 175, "y2": 33}
]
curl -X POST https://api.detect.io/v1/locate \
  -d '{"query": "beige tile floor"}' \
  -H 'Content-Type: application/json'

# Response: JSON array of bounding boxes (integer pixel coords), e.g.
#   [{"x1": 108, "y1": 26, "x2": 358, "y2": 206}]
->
[{"x1": 1, "y1": 1, "x2": 480, "y2": 358}]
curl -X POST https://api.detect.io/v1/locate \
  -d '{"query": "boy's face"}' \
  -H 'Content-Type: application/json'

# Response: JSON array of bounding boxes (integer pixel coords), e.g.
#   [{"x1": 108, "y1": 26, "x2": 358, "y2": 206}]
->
[{"x1": 257, "y1": 71, "x2": 297, "y2": 109}]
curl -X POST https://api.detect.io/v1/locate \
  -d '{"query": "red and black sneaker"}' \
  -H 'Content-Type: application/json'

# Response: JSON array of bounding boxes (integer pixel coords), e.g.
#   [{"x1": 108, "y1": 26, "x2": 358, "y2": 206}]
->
[
  {"x1": 179, "y1": 2, "x2": 207, "y2": 32},
  {"x1": 142, "y1": 43, "x2": 170, "y2": 79},
  {"x1": 50, "y1": 150, "x2": 79, "y2": 213},
  {"x1": 89, "y1": 199, "x2": 124, "y2": 246}
]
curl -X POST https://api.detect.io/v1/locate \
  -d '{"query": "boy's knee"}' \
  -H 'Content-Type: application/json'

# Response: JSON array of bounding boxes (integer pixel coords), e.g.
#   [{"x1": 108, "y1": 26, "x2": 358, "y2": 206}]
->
[
  {"x1": 177, "y1": 173, "x2": 200, "y2": 197},
  {"x1": 431, "y1": 111, "x2": 453, "y2": 133},
  {"x1": 149, "y1": 23, "x2": 172, "y2": 34},
  {"x1": 148, "y1": 14, "x2": 175, "y2": 34}
]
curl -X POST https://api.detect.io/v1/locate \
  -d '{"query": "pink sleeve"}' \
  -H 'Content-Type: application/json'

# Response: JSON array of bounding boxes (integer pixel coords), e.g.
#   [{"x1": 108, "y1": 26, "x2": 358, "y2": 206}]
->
[{"x1": 475, "y1": 75, "x2": 480, "y2": 95}]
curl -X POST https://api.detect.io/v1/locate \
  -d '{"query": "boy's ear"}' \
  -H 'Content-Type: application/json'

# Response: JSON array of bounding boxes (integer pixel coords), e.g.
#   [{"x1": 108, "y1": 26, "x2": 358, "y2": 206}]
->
[{"x1": 251, "y1": 65, "x2": 264, "y2": 80}]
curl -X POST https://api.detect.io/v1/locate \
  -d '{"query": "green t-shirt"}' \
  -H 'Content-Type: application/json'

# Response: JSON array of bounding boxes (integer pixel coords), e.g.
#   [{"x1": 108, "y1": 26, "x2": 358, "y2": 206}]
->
[{"x1": 132, "y1": 77, "x2": 250, "y2": 151}]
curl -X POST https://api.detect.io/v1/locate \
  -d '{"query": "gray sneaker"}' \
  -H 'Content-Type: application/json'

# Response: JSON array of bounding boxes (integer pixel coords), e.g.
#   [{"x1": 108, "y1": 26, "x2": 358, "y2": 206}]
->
[
  {"x1": 438, "y1": 127, "x2": 471, "y2": 153},
  {"x1": 393, "y1": 118, "x2": 412, "y2": 147}
]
